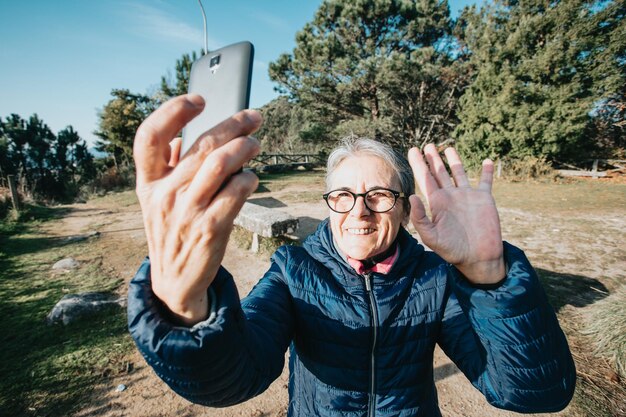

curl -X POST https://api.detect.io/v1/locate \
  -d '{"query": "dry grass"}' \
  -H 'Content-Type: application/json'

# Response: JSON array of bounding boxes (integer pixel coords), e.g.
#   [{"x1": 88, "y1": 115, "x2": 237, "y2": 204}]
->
[
  {"x1": 257, "y1": 169, "x2": 326, "y2": 194},
  {"x1": 230, "y1": 225, "x2": 300, "y2": 256},
  {"x1": 563, "y1": 309, "x2": 626, "y2": 417},
  {"x1": 582, "y1": 285, "x2": 626, "y2": 379},
  {"x1": 491, "y1": 179, "x2": 626, "y2": 214},
  {"x1": 0, "y1": 186, "x2": 14, "y2": 219}
]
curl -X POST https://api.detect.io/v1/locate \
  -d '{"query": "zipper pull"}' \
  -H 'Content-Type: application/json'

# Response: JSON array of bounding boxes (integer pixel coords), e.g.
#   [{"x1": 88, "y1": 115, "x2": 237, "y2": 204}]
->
[{"x1": 364, "y1": 273, "x2": 372, "y2": 292}]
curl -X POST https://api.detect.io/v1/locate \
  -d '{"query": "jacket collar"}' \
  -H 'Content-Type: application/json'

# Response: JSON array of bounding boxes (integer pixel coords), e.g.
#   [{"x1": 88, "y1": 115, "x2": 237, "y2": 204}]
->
[{"x1": 303, "y1": 218, "x2": 425, "y2": 286}]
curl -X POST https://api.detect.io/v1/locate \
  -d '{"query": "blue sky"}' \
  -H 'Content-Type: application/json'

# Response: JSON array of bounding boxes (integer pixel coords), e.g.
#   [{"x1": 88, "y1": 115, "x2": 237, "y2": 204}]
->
[{"x1": 0, "y1": 0, "x2": 477, "y2": 147}]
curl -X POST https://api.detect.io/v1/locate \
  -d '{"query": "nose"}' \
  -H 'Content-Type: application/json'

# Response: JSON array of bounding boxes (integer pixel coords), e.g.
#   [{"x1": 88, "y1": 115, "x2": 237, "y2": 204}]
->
[{"x1": 350, "y1": 195, "x2": 371, "y2": 217}]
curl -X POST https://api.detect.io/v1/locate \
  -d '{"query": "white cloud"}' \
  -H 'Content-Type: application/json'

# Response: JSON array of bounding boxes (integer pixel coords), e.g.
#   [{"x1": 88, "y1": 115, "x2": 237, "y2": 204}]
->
[
  {"x1": 248, "y1": 10, "x2": 290, "y2": 32},
  {"x1": 123, "y1": 2, "x2": 219, "y2": 48},
  {"x1": 254, "y1": 59, "x2": 268, "y2": 70}
]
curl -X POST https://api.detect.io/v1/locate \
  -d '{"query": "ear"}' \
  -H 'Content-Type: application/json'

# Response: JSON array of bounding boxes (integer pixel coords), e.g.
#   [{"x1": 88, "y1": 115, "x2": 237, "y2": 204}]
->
[{"x1": 401, "y1": 200, "x2": 411, "y2": 227}]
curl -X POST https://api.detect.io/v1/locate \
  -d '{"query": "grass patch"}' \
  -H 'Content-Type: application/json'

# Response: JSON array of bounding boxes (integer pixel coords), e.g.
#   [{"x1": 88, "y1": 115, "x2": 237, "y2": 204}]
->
[
  {"x1": 280, "y1": 190, "x2": 323, "y2": 204},
  {"x1": 563, "y1": 306, "x2": 626, "y2": 417},
  {"x1": 0, "y1": 204, "x2": 132, "y2": 416},
  {"x1": 532, "y1": 269, "x2": 625, "y2": 416},
  {"x1": 230, "y1": 225, "x2": 300, "y2": 256},
  {"x1": 492, "y1": 180, "x2": 626, "y2": 214},
  {"x1": 257, "y1": 235, "x2": 300, "y2": 255},
  {"x1": 582, "y1": 285, "x2": 626, "y2": 378},
  {"x1": 230, "y1": 225, "x2": 253, "y2": 249},
  {"x1": 256, "y1": 169, "x2": 325, "y2": 194},
  {"x1": 88, "y1": 189, "x2": 138, "y2": 208}
]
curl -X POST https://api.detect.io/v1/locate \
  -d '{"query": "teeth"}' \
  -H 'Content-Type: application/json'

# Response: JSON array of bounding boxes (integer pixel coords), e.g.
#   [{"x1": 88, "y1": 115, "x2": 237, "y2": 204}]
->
[{"x1": 347, "y1": 228, "x2": 374, "y2": 235}]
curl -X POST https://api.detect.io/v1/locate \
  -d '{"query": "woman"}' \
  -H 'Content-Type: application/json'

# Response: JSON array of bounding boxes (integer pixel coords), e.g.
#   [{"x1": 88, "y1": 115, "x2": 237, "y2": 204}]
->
[{"x1": 128, "y1": 95, "x2": 575, "y2": 416}]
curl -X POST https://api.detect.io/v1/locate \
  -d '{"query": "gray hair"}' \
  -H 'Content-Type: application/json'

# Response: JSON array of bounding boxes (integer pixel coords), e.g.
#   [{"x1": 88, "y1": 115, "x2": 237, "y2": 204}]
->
[{"x1": 325, "y1": 137, "x2": 415, "y2": 216}]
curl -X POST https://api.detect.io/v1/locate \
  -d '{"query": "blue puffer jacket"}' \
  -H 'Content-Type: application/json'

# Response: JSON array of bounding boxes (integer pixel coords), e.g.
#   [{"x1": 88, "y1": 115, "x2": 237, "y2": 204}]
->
[{"x1": 128, "y1": 220, "x2": 575, "y2": 416}]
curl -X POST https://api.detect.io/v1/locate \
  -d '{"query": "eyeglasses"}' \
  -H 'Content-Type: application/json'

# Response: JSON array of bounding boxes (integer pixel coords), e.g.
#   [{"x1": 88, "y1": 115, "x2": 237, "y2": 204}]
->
[{"x1": 322, "y1": 188, "x2": 405, "y2": 213}]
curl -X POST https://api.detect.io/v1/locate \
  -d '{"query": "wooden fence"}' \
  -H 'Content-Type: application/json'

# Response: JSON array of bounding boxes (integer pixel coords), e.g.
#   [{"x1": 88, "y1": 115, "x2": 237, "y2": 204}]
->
[
  {"x1": 556, "y1": 159, "x2": 625, "y2": 178},
  {"x1": 250, "y1": 153, "x2": 326, "y2": 173}
]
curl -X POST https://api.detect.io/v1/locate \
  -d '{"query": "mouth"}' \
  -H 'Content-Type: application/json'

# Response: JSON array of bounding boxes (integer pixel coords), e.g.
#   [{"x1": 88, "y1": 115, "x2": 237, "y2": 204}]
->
[{"x1": 346, "y1": 228, "x2": 376, "y2": 235}]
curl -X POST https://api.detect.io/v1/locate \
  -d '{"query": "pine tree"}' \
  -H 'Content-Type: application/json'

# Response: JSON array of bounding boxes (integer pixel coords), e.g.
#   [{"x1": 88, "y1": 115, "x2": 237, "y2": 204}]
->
[
  {"x1": 454, "y1": 0, "x2": 625, "y2": 165},
  {"x1": 157, "y1": 51, "x2": 201, "y2": 103},
  {"x1": 55, "y1": 126, "x2": 81, "y2": 174},
  {"x1": 25, "y1": 114, "x2": 55, "y2": 190},
  {"x1": 1, "y1": 114, "x2": 29, "y2": 178},
  {"x1": 94, "y1": 89, "x2": 155, "y2": 169},
  {"x1": 269, "y1": 0, "x2": 465, "y2": 149},
  {"x1": 256, "y1": 96, "x2": 328, "y2": 153}
]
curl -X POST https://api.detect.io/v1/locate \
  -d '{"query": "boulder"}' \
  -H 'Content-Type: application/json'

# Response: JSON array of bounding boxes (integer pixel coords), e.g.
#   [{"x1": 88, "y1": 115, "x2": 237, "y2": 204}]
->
[
  {"x1": 47, "y1": 292, "x2": 126, "y2": 325},
  {"x1": 65, "y1": 231, "x2": 100, "y2": 243},
  {"x1": 52, "y1": 257, "x2": 80, "y2": 271}
]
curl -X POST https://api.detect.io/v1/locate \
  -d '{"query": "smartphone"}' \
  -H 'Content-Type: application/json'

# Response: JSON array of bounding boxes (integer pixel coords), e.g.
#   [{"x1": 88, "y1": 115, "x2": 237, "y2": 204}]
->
[{"x1": 180, "y1": 41, "x2": 254, "y2": 157}]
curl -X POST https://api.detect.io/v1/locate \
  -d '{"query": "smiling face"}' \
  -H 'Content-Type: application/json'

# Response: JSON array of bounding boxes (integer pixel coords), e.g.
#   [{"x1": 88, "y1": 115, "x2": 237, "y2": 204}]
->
[{"x1": 327, "y1": 154, "x2": 405, "y2": 260}]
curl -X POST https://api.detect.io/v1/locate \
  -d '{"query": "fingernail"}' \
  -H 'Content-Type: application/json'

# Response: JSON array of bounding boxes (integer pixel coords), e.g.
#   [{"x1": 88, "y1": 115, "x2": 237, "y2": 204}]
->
[
  {"x1": 188, "y1": 94, "x2": 205, "y2": 108},
  {"x1": 246, "y1": 110, "x2": 262, "y2": 123}
]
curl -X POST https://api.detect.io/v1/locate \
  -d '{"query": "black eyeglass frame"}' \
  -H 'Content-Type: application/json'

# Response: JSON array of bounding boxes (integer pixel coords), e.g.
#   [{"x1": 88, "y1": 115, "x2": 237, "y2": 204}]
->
[{"x1": 322, "y1": 188, "x2": 406, "y2": 214}]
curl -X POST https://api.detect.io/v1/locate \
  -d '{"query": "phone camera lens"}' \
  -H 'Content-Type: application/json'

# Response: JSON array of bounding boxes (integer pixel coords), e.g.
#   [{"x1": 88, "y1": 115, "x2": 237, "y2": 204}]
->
[{"x1": 210, "y1": 55, "x2": 221, "y2": 68}]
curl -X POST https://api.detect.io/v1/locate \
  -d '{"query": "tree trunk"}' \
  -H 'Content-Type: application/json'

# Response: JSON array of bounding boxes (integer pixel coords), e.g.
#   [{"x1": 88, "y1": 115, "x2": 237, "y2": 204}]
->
[
  {"x1": 371, "y1": 89, "x2": 379, "y2": 121},
  {"x1": 112, "y1": 152, "x2": 119, "y2": 171}
]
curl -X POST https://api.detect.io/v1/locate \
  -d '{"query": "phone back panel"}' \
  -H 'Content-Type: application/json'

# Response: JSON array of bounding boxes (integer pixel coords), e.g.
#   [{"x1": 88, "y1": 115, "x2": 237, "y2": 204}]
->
[{"x1": 181, "y1": 41, "x2": 254, "y2": 157}]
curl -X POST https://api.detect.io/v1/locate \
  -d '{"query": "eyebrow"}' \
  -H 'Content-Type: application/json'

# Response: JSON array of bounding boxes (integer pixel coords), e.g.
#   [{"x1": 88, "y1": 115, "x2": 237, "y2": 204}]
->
[{"x1": 330, "y1": 186, "x2": 393, "y2": 192}]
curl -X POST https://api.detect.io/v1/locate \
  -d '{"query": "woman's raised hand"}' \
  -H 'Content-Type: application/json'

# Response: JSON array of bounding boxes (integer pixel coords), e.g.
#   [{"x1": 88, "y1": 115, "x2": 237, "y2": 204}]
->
[
  {"x1": 133, "y1": 94, "x2": 262, "y2": 325},
  {"x1": 408, "y1": 144, "x2": 505, "y2": 285}
]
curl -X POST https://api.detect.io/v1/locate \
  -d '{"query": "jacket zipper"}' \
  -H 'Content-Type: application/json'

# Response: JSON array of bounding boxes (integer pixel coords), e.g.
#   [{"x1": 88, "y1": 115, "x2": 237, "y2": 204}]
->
[{"x1": 364, "y1": 273, "x2": 378, "y2": 417}]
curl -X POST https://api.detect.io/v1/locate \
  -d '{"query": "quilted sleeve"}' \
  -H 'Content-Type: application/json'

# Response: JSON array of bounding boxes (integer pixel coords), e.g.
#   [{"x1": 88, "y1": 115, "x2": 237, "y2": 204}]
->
[
  {"x1": 437, "y1": 242, "x2": 576, "y2": 413},
  {"x1": 127, "y1": 249, "x2": 294, "y2": 407}
]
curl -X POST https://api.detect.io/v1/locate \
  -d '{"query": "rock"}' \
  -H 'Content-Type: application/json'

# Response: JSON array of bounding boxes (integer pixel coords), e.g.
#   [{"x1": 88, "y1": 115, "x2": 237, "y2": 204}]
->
[
  {"x1": 46, "y1": 292, "x2": 127, "y2": 325},
  {"x1": 52, "y1": 257, "x2": 80, "y2": 271},
  {"x1": 65, "y1": 231, "x2": 100, "y2": 243}
]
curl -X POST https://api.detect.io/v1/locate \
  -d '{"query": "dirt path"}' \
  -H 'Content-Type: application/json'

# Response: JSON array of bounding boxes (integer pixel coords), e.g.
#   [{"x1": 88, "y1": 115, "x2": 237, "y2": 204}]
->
[{"x1": 40, "y1": 182, "x2": 625, "y2": 417}]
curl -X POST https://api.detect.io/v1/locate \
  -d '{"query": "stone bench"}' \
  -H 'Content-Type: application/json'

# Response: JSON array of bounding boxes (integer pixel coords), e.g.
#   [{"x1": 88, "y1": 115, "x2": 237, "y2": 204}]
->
[{"x1": 234, "y1": 202, "x2": 299, "y2": 252}]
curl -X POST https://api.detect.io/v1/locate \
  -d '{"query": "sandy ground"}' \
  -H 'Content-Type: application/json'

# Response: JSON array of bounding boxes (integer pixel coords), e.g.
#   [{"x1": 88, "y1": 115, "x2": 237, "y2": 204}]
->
[{"x1": 39, "y1": 180, "x2": 626, "y2": 417}]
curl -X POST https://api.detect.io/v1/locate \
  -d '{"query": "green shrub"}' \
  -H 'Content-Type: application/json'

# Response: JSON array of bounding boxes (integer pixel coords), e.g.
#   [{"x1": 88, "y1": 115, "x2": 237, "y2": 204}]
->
[
  {"x1": 498, "y1": 156, "x2": 557, "y2": 181},
  {"x1": 91, "y1": 166, "x2": 135, "y2": 192}
]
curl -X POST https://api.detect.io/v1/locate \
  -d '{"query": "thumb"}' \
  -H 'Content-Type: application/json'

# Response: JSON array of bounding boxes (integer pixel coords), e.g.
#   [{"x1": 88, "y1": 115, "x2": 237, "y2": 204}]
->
[
  {"x1": 409, "y1": 194, "x2": 435, "y2": 241},
  {"x1": 134, "y1": 94, "x2": 205, "y2": 185}
]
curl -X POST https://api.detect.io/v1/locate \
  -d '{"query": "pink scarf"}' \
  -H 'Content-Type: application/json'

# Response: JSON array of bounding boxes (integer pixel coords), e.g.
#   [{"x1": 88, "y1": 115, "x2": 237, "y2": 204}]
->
[{"x1": 346, "y1": 246, "x2": 399, "y2": 275}]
